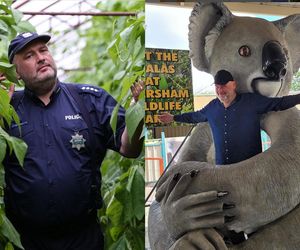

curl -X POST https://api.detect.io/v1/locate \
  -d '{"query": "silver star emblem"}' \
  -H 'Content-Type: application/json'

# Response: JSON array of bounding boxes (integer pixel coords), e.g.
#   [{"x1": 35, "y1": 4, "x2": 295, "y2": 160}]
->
[{"x1": 70, "y1": 132, "x2": 86, "y2": 151}]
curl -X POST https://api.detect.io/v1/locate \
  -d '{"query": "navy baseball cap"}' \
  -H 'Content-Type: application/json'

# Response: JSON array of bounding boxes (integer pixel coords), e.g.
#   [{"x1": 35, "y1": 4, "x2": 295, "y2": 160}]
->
[
  {"x1": 8, "y1": 32, "x2": 51, "y2": 63},
  {"x1": 214, "y1": 70, "x2": 234, "y2": 85}
]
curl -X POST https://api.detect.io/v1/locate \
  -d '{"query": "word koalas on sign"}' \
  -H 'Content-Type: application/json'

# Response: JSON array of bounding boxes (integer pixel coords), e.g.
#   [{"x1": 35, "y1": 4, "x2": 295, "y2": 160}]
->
[{"x1": 65, "y1": 114, "x2": 82, "y2": 120}]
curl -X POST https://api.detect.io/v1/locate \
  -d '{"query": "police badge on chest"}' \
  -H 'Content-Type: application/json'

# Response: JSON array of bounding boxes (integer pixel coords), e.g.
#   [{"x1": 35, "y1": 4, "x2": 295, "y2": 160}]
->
[{"x1": 70, "y1": 131, "x2": 86, "y2": 151}]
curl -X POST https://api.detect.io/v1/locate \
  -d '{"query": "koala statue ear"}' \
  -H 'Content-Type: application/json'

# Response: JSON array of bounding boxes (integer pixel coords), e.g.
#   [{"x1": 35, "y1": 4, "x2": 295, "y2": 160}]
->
[
  {"x1": 273, "y1": 14, "x2": 300, "y2": 74},
  {"x1": 188, "y1": 1, "x2": 233, "y2": 73}
]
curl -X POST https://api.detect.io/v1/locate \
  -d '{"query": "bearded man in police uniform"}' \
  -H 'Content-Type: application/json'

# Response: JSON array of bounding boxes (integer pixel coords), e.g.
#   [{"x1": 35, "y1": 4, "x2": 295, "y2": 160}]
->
[{"x1": 1, "y1": 32, "x2": 144, "y2": 250}]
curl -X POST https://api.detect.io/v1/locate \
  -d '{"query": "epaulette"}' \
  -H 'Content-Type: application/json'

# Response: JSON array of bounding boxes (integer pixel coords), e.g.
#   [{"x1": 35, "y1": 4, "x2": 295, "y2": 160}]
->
[{"x1": 78, "y1": 85, "x2": 103, "y2": 97}]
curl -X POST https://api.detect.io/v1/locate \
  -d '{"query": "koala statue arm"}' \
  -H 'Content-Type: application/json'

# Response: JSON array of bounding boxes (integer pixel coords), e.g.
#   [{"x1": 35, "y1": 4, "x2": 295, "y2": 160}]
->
[
  {"x1": 159, "y1": 109, "x2": 300, "y2": 234},
  {"x1": 151, "y1": 110, "x2": 300, "y2": 249}
]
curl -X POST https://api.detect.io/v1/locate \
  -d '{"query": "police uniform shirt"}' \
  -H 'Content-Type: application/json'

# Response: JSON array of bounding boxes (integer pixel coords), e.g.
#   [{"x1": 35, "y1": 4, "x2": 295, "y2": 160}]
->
[
  {"x1": 174, "y1": 93, "x2": 300, "y2": 165},
  {"x1": 4, "y1": 81, "x2": 125, "y2": 229}
]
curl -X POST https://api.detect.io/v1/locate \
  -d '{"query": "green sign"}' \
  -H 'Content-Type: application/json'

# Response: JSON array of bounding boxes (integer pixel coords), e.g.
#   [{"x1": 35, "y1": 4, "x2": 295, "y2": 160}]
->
[{"x1": 145, "y1": 48, "x2": 194, "y2": 127}]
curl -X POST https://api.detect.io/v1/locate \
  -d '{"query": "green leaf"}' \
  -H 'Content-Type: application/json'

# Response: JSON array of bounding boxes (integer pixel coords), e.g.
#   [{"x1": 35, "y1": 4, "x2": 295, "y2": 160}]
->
[
  {"x1": 0, "y1": 208, "x2": 2, "y2": 226},
  {"x1": 10, "y1": 136, "x2": 27, "y2": 167},
  {"x1": 0, "y1": 19, "x2": 8, "y2": 35},
  {"x1": 107, "y1": 38, "x2": 119, "y2": 65},
  {"x1": 0, "y1": 4, "x2": 11, "y2": 15},
  {"x1": 0, "y1": 80, "x2": 12, "y2": 89},
  {"x1": 118, "y1": 75, "x2": 136, "y2": 103},
  {"x1": 125, "y1": 228, "x2": 145, "y2": 250},
  {"x1": 119, "y1": 24, "x2": 134, "y2": 42},
  {"x1": 0, "y1": 62, "x2": 13, "y2": 69},
  {"x1": 126, "y1": 166, "x2": 144, "y2": 220},
  {"x1": 0, "y1": 164, "x2": 4, "y2": 189},
  {"x1": 125, "y1": 99, "x2": 144, "y2": 141},
  {"x1": 115, "y1": 186, "x2": 133, "y2": 224},
  {"x1": 0, "y1": 15, "x2": 14, "y2": 26},
  {"x1": 15, "y1": 21, "x2": 35, "y2": 33},
  {"x1": 0, "y1": 87, "x2": 11, "y2": 126},
  {"x1": 0, "y1": 137, "x2": 6, "y2": 163},
  {"x1": 0, "y1": 211, "x2": 23, "y2": 249},
  {"x1": 106, "y1": 197, "x2": 123, "y2": 226},
  {"x1": 109, "y1": 226, "x2": 123, "y2": 242},
  {"x1": 12, "y1": 9, "x2": 23, "y2": 24},
  {"x1": 113, "y1": 70, "x2": 126, "y2": 81},
  {"x1": 159, "y1": 74, "x2": 168, "y2": 90},
  {"x1": 109, "y1": 234, "x2": 127, "y2": 250},
  {"x1": 0, "y1": 127, "x2": 12, "y2": 155},
  {"x1": 110, "y1": 103, "x2": 121, "y2": 136},
  {"x1": 0, "y1": 62, "x2": 19, "y2": 84},
  {"x1": 9, "y1": 105, "x2": 20, "y2": 130},
  {"x1": 0, "y1": 127, "x2": 27, "y2": 165},
  {"x1": 5, "y1": 242, "x2": 14, "y2": 250}
]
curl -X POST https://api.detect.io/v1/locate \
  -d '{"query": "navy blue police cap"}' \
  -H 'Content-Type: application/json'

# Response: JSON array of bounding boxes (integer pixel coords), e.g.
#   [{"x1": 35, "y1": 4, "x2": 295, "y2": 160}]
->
[
  {"x1": 214, "y1": 70, "x2": 234, "y2": 85},
  {"x1": 8, "y1": 32, "x2": 51, "y2": 63}
]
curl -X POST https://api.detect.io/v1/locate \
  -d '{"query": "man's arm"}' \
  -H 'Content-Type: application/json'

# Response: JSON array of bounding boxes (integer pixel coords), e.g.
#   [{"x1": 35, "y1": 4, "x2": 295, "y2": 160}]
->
[
  {"x1": 173, "y1": 111, "x2": 207, "y2": 124},
  {"x1": 278, "y1": 93, "x2": 300, "y2": 110},
  {"x1": 120, "y1": 122, "x2": 143, "y2": 158},
  {"x1": 256, "y1": 93, "x2": 300, "y2": 113},
  {"x1": 158, "y1": 108, "x2": 208, "y2": 125},
  {"x1": 119, "y1": 80, "x2": 144, "y2": 158}
]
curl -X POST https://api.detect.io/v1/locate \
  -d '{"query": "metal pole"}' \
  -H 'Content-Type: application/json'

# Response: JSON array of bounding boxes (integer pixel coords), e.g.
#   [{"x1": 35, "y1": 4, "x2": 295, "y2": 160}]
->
[
  {"x1": 21, "y1": 11, "x2": 137, "y2": 16},
  {"x1": 145, "y1": 125, "x2": 195, "y2": 205}
]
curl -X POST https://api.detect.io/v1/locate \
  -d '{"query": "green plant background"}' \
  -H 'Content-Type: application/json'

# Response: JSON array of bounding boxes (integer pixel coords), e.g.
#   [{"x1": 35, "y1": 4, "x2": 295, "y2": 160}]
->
[{"x1": 0, "y1": 1, "x2": 144, "y2": 249}]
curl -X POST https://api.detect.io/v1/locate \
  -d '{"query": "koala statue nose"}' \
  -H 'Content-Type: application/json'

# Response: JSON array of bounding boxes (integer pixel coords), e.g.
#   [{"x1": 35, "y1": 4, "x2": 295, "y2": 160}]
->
[{"x1": 262, "y1": 41, "x2": 287, "y2": 80}]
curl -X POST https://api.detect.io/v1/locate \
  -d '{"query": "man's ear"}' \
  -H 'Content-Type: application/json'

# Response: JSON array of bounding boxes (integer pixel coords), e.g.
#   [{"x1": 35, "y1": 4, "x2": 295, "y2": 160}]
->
[
  {"x1": 233, "y1": 80, "x2": 238, "y2": 90},
  {"x1": 13, "y1": 64, "x2": 21, "y2": 79}
]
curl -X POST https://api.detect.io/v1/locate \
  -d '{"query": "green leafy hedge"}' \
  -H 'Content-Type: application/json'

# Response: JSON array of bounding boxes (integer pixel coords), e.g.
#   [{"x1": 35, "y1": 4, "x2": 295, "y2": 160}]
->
[{"x1": 0, "y1": 1, "x2": 34, "y2": 249}]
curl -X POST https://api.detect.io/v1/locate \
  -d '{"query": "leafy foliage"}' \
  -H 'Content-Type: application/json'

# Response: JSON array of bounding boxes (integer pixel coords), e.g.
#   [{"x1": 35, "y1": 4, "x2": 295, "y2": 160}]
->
[{"x1": 0, "y1": 1, "x2": 32, "y2": 249}]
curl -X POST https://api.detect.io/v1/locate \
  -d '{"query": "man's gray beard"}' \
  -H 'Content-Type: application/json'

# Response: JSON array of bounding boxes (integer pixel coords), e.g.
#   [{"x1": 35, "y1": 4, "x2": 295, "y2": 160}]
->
[{"x1": 218, "y1": 95, "x2": 228, "y2": 102}]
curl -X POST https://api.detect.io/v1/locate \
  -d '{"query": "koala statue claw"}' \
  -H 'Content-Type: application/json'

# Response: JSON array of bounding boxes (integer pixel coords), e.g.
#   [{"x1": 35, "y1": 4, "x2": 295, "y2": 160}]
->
[{"x1": 148, "y1": 1, "x2": 300, "y2": 249}]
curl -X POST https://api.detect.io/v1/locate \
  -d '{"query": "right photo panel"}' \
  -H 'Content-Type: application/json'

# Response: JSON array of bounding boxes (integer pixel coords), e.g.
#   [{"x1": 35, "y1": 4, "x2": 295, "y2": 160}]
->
[{"x1": 145, "y1": 1, "x2": 300, "y2": 249}]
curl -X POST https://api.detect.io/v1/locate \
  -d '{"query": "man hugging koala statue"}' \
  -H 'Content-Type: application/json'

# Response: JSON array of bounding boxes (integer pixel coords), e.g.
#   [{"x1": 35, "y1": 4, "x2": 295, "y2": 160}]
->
[{"x1": 148, "y1": 1, "x2": 300, "y2": 249}]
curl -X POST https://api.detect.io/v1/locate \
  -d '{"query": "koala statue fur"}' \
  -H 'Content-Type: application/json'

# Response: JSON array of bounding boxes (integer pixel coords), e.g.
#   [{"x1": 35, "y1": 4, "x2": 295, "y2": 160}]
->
[{"x1": 148, "y1": 1, "x2": 300, "y2": 250}]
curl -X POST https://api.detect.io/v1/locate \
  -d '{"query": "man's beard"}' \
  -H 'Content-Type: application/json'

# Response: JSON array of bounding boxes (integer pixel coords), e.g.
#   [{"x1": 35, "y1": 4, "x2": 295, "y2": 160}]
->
[
  {"x1": 23, "y1": 68, "x2": 57, "y2": 96},
  {"x1": 218, "y1": 94, "x2": 229, "y2": 102}
]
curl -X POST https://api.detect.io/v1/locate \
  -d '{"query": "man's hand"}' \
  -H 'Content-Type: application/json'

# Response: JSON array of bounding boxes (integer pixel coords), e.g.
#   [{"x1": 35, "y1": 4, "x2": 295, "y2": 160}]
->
[
  {"x1": 158, "y1": 112, "x2": 174, "y2": 124},
  {"x1": 160, "y1": 172, "x2": 233, "y2": 240},
  {"x1": 130, "y1": 79, "x2": 144, "y2": 103},
  {"x1": 0, "y1": 73, "x2": 15, "y2": 100},
  {"x1": 169, "y1": 229, "x2": 228, "y2": 250}
]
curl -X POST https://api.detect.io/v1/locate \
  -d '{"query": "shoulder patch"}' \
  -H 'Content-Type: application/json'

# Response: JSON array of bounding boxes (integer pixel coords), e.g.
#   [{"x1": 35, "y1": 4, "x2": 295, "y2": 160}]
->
[
  {"x1": 81, "y1": 86, "x2": 100, "y2": 92},
  {"x1": 78, "y1": 85, "x2": 104, "y2": 97}
]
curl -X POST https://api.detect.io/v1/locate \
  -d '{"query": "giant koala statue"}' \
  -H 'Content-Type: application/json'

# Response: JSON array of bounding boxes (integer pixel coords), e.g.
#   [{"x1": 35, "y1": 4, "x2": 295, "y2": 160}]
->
[{"x1": 148, "y1": 1, "x2": 300, "y2": 250}]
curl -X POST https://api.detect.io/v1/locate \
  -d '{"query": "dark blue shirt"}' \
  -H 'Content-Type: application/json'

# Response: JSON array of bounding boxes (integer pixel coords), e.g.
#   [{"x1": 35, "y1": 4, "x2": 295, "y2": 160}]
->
[
  {"x1": 174, "y1": 93, "x2": 300, "y2": 165},
  {"x1": 4, "y1": 81, "x2": 125, "y2": 230}
]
